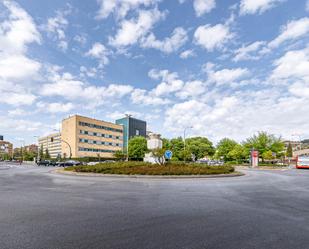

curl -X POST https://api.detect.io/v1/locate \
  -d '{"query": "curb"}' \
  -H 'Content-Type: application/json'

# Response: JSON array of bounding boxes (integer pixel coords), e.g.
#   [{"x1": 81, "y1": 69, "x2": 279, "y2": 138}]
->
[{"x1": 51, "y1": 168, "x2": 245, "y2": 179}]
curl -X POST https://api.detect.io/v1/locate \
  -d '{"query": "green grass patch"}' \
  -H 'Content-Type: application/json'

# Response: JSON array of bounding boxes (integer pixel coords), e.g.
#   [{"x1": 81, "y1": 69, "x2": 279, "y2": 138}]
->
[{"x1": 65, "y1": 161, "x2": 235, "y2": 175}]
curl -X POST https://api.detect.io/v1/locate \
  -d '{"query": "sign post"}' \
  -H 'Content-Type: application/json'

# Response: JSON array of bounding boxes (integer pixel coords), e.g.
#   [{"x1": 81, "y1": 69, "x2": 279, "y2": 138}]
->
[
  {"x1": 251, "y1": 150, "x2": 259, "y2": 168},
  {"x1": 164, "y1": 150, "x2": 173, "y2": 160}
]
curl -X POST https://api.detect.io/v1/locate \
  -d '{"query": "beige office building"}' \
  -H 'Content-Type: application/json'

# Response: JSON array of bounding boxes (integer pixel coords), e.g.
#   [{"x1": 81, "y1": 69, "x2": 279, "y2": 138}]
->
[
  {"x1": 61, "y1": 115, "x2": 123, "y2": 158},
  {"x1": 38, "y1": 133, "x2": 62, "y2": 158}
]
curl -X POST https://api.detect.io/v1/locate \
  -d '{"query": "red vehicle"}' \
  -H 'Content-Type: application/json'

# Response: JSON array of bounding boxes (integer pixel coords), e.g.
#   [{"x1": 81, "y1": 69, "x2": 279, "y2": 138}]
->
[{"x1": 296, "y1": 156, "x2": 309, "y2": 169}]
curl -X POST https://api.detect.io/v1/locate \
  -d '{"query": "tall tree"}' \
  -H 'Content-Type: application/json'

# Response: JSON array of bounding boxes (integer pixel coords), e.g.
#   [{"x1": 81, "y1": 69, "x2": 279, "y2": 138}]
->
[
  {"x1": 39, "y1": 145, "x2": 44, "y2": 160},
  {"x1": 216, "y1": 138, "x2": 238, "y2": 161},
  {"x1": 244, "y1": 131, "x2": 285, "y2": 161},
  {"x1": 45, "y1": 148, "x2": 51, "y2": 159},
  {"x1": 186, "y1": 137, "x2": 215, "y2": 159},
  {"x1": 128, "y1": 136, "x2": 147, "y2": 160}
]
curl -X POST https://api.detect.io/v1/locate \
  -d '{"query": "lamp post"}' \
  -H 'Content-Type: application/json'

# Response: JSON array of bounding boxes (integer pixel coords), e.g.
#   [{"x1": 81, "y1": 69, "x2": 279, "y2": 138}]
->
[
  {"x1": 183, "y1": 126, "x2": 193, "y2": 163},
  {"x1": 52, "y1": 128, "x2": 71, "y2": 159}
]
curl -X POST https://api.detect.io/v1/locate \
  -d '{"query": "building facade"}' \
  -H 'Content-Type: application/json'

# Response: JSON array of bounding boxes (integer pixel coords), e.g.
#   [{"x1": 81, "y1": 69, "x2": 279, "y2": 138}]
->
[
  {"x1": 38, "y1": 133, "x2": 62, "y2": 159},
  {"x1": 0, "y1": 140, "x2": 13, "y2": 158},
  {"x1": 61, "y1": 115, "x2": 123, "y2": 158},
  {"x1": 116, "y1": 116, "x2": 147, "y2": 149}
]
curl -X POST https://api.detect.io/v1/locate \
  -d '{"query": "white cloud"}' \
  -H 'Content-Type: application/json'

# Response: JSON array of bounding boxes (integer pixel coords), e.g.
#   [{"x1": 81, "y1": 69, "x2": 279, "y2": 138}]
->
[
  {"x1": 149, "y1": 69, "x2": 184, "y2": 96},
  {"x1": 194, "y1": 0, "x2": 216, "y2": 17},
  {"x1": 0, "y1": 0, "x2": 41, "y2": 54},
  {"x1": 85, "y1": 42, "x2": 110, "y2": 67},
  {"x1": 270, "y1": 47, "x2": 309, "y2": 83},
  {"x1": 194, "y1": 23, "x2": 233, "y2": 51},
  {"x1": 80, "y1": 66, "x2": 97, "y2": 78},
  {"x1": 109, "y1": 8, "x2": 165, "y2": 48},
  {"x1": 180, "y1": 49, "x2": 195, "y2": 59},
  {"x1": 204, "y1": 65, "x2": 249, "y2": 85},
  {"x1": 268, "y1": 17, "x2": 309, "y2": 48},
  {"x1": 0, "y1": 92, "x2": 36, "y2": 106},
  {"x1": 96, "y1": 0, "x2": 160, "y2": 20},
  {"x1": 175, "y1": 80, "x2": 207, "y2": 99},
  {"x1": 0, "y1": 1, "x2": 41, "y2": 107},
  {"x1": 36, "y1": 101, "x2": 74, "y2": 113},
  {"x1": 73, "y1": 34, "x2": 87, "y2": 45},
  {"x1": 141, "y1": 27, "x2": 188, "y2": 53},
  {"x1": 233, "y1": 41, "x2": 266, "y2": 61},
  {"x1": 131, "y1": 88, "x2": 171, "y2": 106},
  {"x1": 239, "y1": 0, "x2": 283, "y2": 15},
  {"x1": 40, "y1": 72, "x2": 133, "y2": 107},
  {"x1": 0, "y1": 54, "x2": 41, "y2": 80},
  {"x1": 43, "y1": 6, "x2": 71, "y2": 51}
]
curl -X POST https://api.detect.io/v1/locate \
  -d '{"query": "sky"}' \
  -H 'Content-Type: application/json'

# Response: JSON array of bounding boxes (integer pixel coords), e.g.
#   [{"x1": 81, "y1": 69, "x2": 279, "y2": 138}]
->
[{"x1": 0, "y1": 0, "x2": 309, "y2": 147}]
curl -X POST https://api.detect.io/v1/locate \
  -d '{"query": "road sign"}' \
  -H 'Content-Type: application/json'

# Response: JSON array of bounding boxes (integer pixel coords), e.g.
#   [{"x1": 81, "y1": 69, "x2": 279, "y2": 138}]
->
[{"x1": 164, "y1": 150, "x2": 173, "y2": 159}]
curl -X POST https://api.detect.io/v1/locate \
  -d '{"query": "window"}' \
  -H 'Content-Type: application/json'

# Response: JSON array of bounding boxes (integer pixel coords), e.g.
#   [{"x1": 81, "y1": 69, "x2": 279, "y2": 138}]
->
[{"x1": 136, "y1": 129, "x2": 140, "y2": 135}]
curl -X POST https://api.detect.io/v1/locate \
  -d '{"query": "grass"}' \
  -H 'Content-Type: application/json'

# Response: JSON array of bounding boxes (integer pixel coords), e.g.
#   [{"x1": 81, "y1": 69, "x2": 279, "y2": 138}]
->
[{"x1": 65, "y1": 161, "x2": 235, "y2": 175}]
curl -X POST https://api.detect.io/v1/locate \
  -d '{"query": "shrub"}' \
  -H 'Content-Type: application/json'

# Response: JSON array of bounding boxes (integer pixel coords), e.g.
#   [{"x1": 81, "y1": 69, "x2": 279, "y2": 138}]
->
[{"x1": 65, "y1": 161, "x2": 235, "y2": 175}]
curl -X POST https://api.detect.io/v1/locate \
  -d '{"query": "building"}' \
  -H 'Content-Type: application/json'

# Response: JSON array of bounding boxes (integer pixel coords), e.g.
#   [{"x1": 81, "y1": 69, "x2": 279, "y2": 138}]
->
[
  {"x1": 0, "y1": 135, "x2": 3, "y2": 141},
  {"x1": 284, "y1": 140, "x2": 302, "y2": 151},
  {"x1": 116, "y1": 115, "x2": 147, "y2": 149},
  {"x1": 38, "y1": 133, "x2": 62, "y2": 159},
  {"x1": 0, "y1": 140, "x2": 13, "y2": 158},
  {"x1": 24, "y1": 144, "x2": 39, "y2": 154},
  {"x1": 61, "y1": 115, "x2": 123, "y2": 158}
]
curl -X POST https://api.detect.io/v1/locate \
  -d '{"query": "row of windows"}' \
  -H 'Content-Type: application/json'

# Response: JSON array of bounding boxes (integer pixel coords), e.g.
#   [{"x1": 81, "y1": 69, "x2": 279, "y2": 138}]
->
[
  {"x1": 79, "y1": 138, "x2": 122, "y2": 147},
  {"x1": 79, "y1": 130, "x2": 122, "y2": 140},
  {"x1": 78, "y1": 147, "x2": 117, "y2": 153},
  {"x1": 79, "y1": 121, "x2": 123, "y2": 133}
]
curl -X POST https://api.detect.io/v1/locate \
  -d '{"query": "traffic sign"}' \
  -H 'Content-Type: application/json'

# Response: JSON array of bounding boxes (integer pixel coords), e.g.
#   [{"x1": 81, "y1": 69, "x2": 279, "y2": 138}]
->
[{"x1": 164, "y1": 150, "x2": 173, "y2": 159}]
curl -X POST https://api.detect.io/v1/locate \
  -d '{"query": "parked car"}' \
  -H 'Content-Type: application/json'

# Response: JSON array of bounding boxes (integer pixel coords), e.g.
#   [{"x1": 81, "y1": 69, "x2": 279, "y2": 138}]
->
[
  {"x1": 37, "y1": 160, "x2": 51, "y2": 166},
  {"x1": 87, "y1": 162, "x2": 100, "y2": 166}
]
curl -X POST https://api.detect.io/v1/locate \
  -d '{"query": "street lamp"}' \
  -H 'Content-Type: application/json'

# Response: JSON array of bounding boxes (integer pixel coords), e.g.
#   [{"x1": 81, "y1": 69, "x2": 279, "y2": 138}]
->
[
  {"x1": 53, "y1": 128, "x2": 71, "y2": 159},
  {"x1": 183, "y1": 126, "x2": 193, "y2": 163}
]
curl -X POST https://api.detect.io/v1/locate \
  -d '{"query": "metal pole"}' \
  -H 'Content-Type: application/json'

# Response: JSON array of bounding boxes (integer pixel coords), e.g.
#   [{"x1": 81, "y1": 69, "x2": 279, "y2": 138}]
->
[{"x1": 61, "y1": 139, "x2": 72, "y2": 159}]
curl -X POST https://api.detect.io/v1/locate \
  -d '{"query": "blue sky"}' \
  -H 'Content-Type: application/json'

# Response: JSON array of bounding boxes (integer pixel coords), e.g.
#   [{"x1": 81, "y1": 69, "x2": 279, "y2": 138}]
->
[{"x1": 0, "y1": 0, "x2": 309, "y2": 146}]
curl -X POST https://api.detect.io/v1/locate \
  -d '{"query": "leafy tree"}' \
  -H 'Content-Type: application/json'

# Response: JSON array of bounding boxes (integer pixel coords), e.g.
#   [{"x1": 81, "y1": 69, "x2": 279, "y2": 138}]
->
[
  {"x1": 128, "y1": 136, "x2": 147, "y2": 160},
  {"x1": 216, "y1": 138, "x2": 238, "y2": 161},
  {"x1": 262, "y1": 150, "x2": 275, "y2": 161},
  {"x1": 186, "y1": 137, "x2": 215, "y2": 159},
  {"x1": 227, "y1": 144, "x2": 248, "y2": 162},
  {"x1": 244, "y1": 131, "x2": 285, "y2": 161},
  {"x1": 114, "y1": 150, "x2": 127, "y2": 160},
  {"x1": 286, "y1": 142, "x2": 293, "y2": 158}
]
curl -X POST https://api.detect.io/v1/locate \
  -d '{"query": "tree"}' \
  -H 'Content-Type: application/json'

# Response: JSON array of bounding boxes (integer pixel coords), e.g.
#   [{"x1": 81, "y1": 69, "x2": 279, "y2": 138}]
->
[
  {"x1": 227, "y1": 144, "x2": 248, "y2": 162},
  {"x1": 262, "y1": 150, "x2": 275, "y2": 161},
  {"x1": 216, "y1": 138, "x2": 238, "y2": 161},
  {"x1": 128, "y1": 136, "x2": 147, "y2": 160},
  {"x1": 45, "y1": 148, "x2": 51, "y2": 159},
  {"x1": 286, "y1": 142, "x2": 293, "y2": 158},
  {"x1": 114, "y1": 150, "x2": 126, "y2": 160},
  {"x1": 39, "y1": 145, "x2": 44, "y2": 160},
  {"x1": 244, "y1": 131, "x2": 285, "y2": 161},
  {"x1": 186, "y1": 137, "x2": 215, "y2": 159}
]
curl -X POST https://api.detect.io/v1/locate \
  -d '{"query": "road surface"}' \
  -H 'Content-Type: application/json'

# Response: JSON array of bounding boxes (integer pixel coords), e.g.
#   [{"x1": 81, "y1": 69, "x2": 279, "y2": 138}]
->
[{"x1": 1, "y1": 162, "x2": 309, "y2": 249}]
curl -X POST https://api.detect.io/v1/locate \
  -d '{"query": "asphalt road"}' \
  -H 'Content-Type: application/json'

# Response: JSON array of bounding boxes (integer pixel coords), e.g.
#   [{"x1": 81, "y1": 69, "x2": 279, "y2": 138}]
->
[{"x1": 1, "y1": 162, "x2": 309, "y2": 249}]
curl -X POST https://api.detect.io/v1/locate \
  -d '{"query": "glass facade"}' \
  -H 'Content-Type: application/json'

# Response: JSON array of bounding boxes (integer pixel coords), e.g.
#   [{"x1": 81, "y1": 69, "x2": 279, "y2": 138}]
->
[{"x1": 116, "y1": 116, "x2": 147, "y2": 149}]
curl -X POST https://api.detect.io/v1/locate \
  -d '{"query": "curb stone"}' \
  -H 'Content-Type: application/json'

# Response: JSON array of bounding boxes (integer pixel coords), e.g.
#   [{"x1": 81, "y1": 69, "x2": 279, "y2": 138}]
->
[{"x1": 51, "y1": 168, "x2": 245, "y2": 179}]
